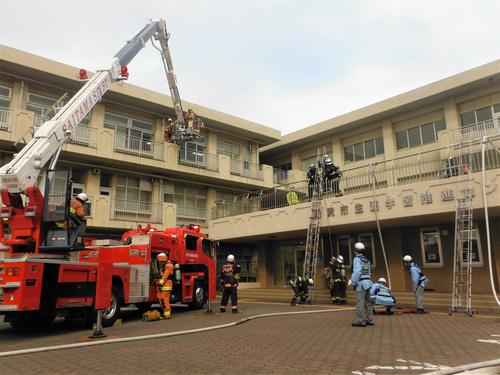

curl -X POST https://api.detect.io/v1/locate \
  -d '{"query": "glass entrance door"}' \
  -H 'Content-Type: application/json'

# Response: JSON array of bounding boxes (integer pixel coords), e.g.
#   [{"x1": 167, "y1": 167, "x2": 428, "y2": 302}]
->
[{"x1": 283, "y1": 247, "x2": 305, "y2": 286}]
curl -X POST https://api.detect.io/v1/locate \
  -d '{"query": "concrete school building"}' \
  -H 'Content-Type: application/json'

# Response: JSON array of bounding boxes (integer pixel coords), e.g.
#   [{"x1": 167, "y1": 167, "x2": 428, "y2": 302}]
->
[
  {"x1": 1, "y1": 43, "x2": 500, "y2": 296},
  {"x1": 211, "y1": 59, "x2": 500, "y2": 296}
]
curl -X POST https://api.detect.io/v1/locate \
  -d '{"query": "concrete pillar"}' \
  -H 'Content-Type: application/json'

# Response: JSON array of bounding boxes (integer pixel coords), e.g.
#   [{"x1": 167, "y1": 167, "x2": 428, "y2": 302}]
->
[{"x1": 443, "y1": 99, "x2": 460, "y2": 130}]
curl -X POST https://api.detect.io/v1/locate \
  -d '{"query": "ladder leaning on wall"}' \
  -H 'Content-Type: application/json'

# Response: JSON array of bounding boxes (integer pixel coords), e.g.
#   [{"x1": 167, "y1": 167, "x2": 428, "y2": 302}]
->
[
  {"x1": 302, "y1": 148, "x2": 326, "y2": 302},
  {"x1": 449, "y1": 139, "x2": 474, "y2": 317}
]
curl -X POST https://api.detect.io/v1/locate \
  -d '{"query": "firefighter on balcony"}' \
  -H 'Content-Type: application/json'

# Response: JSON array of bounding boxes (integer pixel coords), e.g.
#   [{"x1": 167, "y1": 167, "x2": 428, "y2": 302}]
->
[
  {"x1": 323, "y1": 155, "x2": 342, "y2": 196},
  {"x1": 307, "y1": 163, "x2": 317, "y2": 200},
  {"x1": 220, "y1": 254, "x2": 241, "y2": 313},
  {"x1": 329, "y1": 255, "x2": 346, "y2": 304},
  {"x1": 156, "y1": 252, "x2": 174, "y2": 319}
]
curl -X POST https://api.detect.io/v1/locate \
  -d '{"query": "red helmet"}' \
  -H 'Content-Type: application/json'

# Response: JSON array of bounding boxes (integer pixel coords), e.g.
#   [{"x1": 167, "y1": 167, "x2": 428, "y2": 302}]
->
[{"x1": 157, "y1": 252, "x2": 168, "y2": 262}]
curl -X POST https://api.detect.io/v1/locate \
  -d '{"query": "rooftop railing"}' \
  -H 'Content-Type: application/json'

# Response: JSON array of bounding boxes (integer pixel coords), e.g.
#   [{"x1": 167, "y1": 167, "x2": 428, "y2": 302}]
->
[
  {"x1": 0, "y1": 108, "x2": 11, "y2": 131},
  {"x1": 452, "y1": 118, "x2": 500, "y2": 144},
  {"x1": 210, "y1": 135, "x2": 500, "y2": 219},
  {"x1": 230, "y1": 160, "x2": 264, "y2": 180}
]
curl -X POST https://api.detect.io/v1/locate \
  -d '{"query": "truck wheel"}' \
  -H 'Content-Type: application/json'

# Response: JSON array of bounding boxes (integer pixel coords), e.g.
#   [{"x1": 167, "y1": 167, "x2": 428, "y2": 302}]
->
[
  {"x1": 188, "y1": 282, "x2": 206, "y2": 310},
  {"x1": 101, "y1": 285, "x2": 122, "y2": 327}
]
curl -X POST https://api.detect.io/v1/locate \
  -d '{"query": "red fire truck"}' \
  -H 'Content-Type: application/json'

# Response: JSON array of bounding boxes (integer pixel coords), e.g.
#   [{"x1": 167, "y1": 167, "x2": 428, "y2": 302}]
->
[{"x1": 0, "y1": 20, "x2": 215, "y2": 328}]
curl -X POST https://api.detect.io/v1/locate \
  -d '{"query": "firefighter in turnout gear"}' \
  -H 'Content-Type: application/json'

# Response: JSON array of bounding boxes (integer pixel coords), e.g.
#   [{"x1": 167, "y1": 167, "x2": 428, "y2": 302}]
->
[
  {"x1": 329, "y1": 255, "x2": 346, "y2": 304},
  {"x1": 350, "y1": 242, "x2": 374, "y2": 327},
  {"x1": 403, "y1": 255, "x2": 428, "y2": 314},
  {"x1": 289, "y1": 276, "x2": 314, "y2": 305},
  {"x1": 220, "y1": 254, "x2": 241, "y2": 313},
  {"x1": 156, "y1": 252, "x2": 174, "y2": 319}
]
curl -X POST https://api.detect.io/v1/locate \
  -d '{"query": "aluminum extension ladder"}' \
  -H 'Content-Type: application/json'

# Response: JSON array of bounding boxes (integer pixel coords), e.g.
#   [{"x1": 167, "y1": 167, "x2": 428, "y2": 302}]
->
[
  {"x1": 449, "y1": 140, "x2": 474, "y2": 317},
  {"x1": 302, "y1": 148, "x2": 325, "y2": 301}
]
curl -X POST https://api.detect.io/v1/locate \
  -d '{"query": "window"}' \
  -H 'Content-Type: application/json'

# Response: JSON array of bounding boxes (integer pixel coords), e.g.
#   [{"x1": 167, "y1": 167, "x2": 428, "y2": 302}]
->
[
  {"x1": 395, "y1": 119, "x2": 446, "y2": 150},
  {"x1": 104, "y1": 112, "x2": 154, "y2": 152},
  {"x1": 336, "y1": 233, "x2": 375, "y2": 267},
  {"x1": 179, "y1": 137, "x2": 206, "y2": 165},
  {"x1": 202, "y1": 238, "x2": 212, "y2": 257},
  {"x1": 344, "y1": 137, "x2": 384, "y2": 163},
  {"x1": 185, "y1": 235, "x2": 198, "y2": 251},
  {"x1": 460, "y1": 106, "x2": 495, "y2": 126},
  {"x1": 116, "y1": 175, "x2": 152, "y2": 211},
  {"x1": 301, "y1": 156, "x2": 317, "y2": 172},
  {"x1": 164, "y1": 182, "x2": 207, "y2": 219},
  {"x1": 0, "y1": 85, "x2": 12, "y2": 109},
  {"x1": 462, "y1": 225, "x2": 483, "y2": 266},
  {"x1": 217, "y1": 140, "x2": 241, "y2": 159},
  {"x1": 420, "y1": 227, "x2": 443, "y2": 267},
  {"x1": 100, "y1": 172, "x2": 112, "y2": 196}
]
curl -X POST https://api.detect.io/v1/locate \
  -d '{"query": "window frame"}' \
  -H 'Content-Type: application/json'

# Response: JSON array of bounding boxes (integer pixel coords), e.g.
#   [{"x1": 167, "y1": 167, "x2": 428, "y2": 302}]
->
[
  {"x1": 420, "y1": 226, "x2": 443, "y2": 267},
  {"x1": 0, "y1": 85, "x2": 12, "y2": 110},
  {"x1": 395, "y1": 120, "x2": 446, "y2": 150},
  {"x1": 344, "y1": 136, "x2": 384, "y2": 163},
  {"x1": 357, "y1": 233, "x2": 376, "y2": 268},
  {"x1": 336, "y1": 235, "x2": 352, "y2": 267},
  {"x1": 462, "y1": 224, "x2": 483, "y2": 267}
]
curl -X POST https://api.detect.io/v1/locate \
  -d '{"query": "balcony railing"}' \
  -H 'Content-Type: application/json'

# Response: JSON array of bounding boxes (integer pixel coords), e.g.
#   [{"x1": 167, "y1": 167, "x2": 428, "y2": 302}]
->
[
  {"x1": 68, "y1": 125, "x2": 98, "y2": 148},
  {"x1": 114, "y1": 133, "x2": 164, "y2": 160},
  {"x1": 229, "y1": 160, "x2": 264, "y2": 180},
  {"x1": 179, "y1": 149, "x2": 218, "y2": 171},
  {"x1": 453, "y1": 119, "x2": 500, "y2": 144},
  {"x1": 110, "y1": 199, "x2": 162, "y2": 223},
  {"x1": 0, "y1": 108, "x2": 11, "y2": 131},
  {"x1": 210, "y1": 135, "x2": 500, "y2": 219},
  {"x1": 176, "y1": 206, "x2": 207, "y2": 219}
]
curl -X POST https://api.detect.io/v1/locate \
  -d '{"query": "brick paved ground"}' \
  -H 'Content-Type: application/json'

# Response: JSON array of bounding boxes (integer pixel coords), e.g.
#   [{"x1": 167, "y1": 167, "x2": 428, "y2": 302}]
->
[{"x1": 1, "y1": 302, "x2": 500, "y2": 374}]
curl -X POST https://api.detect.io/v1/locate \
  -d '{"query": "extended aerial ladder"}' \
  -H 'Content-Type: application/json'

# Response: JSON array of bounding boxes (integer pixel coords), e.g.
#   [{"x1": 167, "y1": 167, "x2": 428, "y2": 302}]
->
[
  {"x1": 302, "y1": 148, "x2": 326, "y2": 301},
  {"x1": 450, "y1": 139, "x2": 475, "y2": 316},
  {"x1": 0, "y1": 19, "x2": 201, "y2": 253}
]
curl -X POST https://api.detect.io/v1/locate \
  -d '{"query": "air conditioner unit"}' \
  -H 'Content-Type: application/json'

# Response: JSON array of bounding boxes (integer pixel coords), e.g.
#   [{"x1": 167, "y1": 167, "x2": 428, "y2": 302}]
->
[{"x1": 91, "y1": 168, "x2": 100, "y2": 175}]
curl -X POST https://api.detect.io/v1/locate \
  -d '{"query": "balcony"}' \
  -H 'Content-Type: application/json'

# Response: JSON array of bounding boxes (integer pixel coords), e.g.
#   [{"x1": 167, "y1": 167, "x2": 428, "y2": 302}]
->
[
  {"x1": 210, "y1": 135, "x2": 500, "y2": 218},
  {"x1": 452, "y1": 118, "x2": 500, "y2": 144},
  {"x1": 179, "y1": 148, "x2": 218, "y2": 171},
  {"x1": 230, "y1": 160, "x2": 264, "y2": 180},
  {"x1": 0, "y1": 108, "x2": 11, "y2": 131},
  {"x1": 68, "y1": 125, "x2": 98, "y2": 148},
  {"x1": 273, "y1": 168, "x2": 289, "y2": 185},
  {"x1": 110, "y1": 199, "x2": 163, "y2": 223},
  {"x1": 114, "y1": 133, "x2": 164, "y2": 160}
]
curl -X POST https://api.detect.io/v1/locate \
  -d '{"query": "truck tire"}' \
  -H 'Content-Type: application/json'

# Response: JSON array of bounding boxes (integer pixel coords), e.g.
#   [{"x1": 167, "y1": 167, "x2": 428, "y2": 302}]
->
[
  {"x1": 101, "y1": 285, "x2": 122, "y2": 327},
  {"x1": 188, "y1": 282, "x2": 206, "y2": 310}
]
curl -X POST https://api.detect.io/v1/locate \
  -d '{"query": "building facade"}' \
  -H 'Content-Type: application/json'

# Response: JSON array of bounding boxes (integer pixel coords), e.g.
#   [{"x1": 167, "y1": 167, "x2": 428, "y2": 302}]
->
[
  {"x1": 0, "y1": 44, "x2": 280, "y2": 280},
  {"x1": 210, "y1": 60, "x2": 500, "y2": 294},
  {"x1": 1, "y1": 44, "x2": 499, "y2": 295}
]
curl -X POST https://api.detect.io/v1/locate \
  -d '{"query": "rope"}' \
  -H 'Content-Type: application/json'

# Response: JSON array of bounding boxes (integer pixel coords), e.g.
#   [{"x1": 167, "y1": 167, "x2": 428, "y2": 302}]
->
[
  {"x1": 369, "y1": 163, "x2": 392, "y2": 289},
  {"x1": 480, "y1": 136, "x2": 500, "y2": 306}
]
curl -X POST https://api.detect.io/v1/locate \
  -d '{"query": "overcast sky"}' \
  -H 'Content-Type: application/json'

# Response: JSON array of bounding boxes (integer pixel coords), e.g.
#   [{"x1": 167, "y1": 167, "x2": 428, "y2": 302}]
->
[{"x1": 1, "y1": 0, "x2": 499, "y2": 135}]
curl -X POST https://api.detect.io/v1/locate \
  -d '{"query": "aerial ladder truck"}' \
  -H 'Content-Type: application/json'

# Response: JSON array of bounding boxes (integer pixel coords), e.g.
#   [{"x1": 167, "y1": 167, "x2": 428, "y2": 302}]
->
[{"x1": 0, "y1": 20, "x2": 216, "y2": 328}]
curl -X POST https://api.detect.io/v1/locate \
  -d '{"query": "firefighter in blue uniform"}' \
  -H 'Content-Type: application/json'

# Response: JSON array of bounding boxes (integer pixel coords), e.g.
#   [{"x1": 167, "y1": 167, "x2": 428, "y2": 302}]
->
[
  {"x1": 350, "y1": 242, "x2": 374, "y2": 327},
  {"x1": 403, "y1": 255, "x2": 428, "y2": 314},
  {"x1": 370, "y1": 277, "x2": 396, "y2": 314},
  {"x1": 220, "y1": 254, "x2": 241, "y2": 313}
]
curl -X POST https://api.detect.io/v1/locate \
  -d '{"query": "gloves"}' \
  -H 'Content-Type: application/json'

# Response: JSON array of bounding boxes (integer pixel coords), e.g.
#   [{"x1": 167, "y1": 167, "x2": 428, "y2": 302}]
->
[
  {"x1": 159, "y1": 279, "x2": 165, "y2": 286},
  {"x1": 348, "y1": 279, "x2": 352, "y2": 286}
]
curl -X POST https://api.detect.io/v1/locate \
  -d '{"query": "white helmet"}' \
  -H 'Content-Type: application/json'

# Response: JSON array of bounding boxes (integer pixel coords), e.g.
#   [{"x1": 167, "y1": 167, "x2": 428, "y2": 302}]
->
[
  {"x1": 308, "y1": 278, "x2": 314, "y2": 285},
  {"x1": 403, "y1": 255, "x2": 412, "y2": 263},
  {"x1": 354, "y1": 242, "x2": 365, "y2": 251},
  {"x1": 227, "y1": 254, "x2": 235, "y2": 262},
  {"x1": 378, "y1": 277, "x2": 387, "y2": 283},
  {"x1": 76, "y1": 192, "x2": 89, "y2": 203},
  {"x1": 337, "y1": 255, "x2": 344, "y2": 263}
]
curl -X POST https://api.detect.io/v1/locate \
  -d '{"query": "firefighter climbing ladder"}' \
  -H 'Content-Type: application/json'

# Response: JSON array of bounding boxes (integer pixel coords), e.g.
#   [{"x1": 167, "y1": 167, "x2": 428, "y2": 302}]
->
[
  {"x1": 450, "y1": 139, "x2": 474, "y2": 317},
  {"x1": 302, "y1": 148, "x2": 325, "y2": 301}
]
